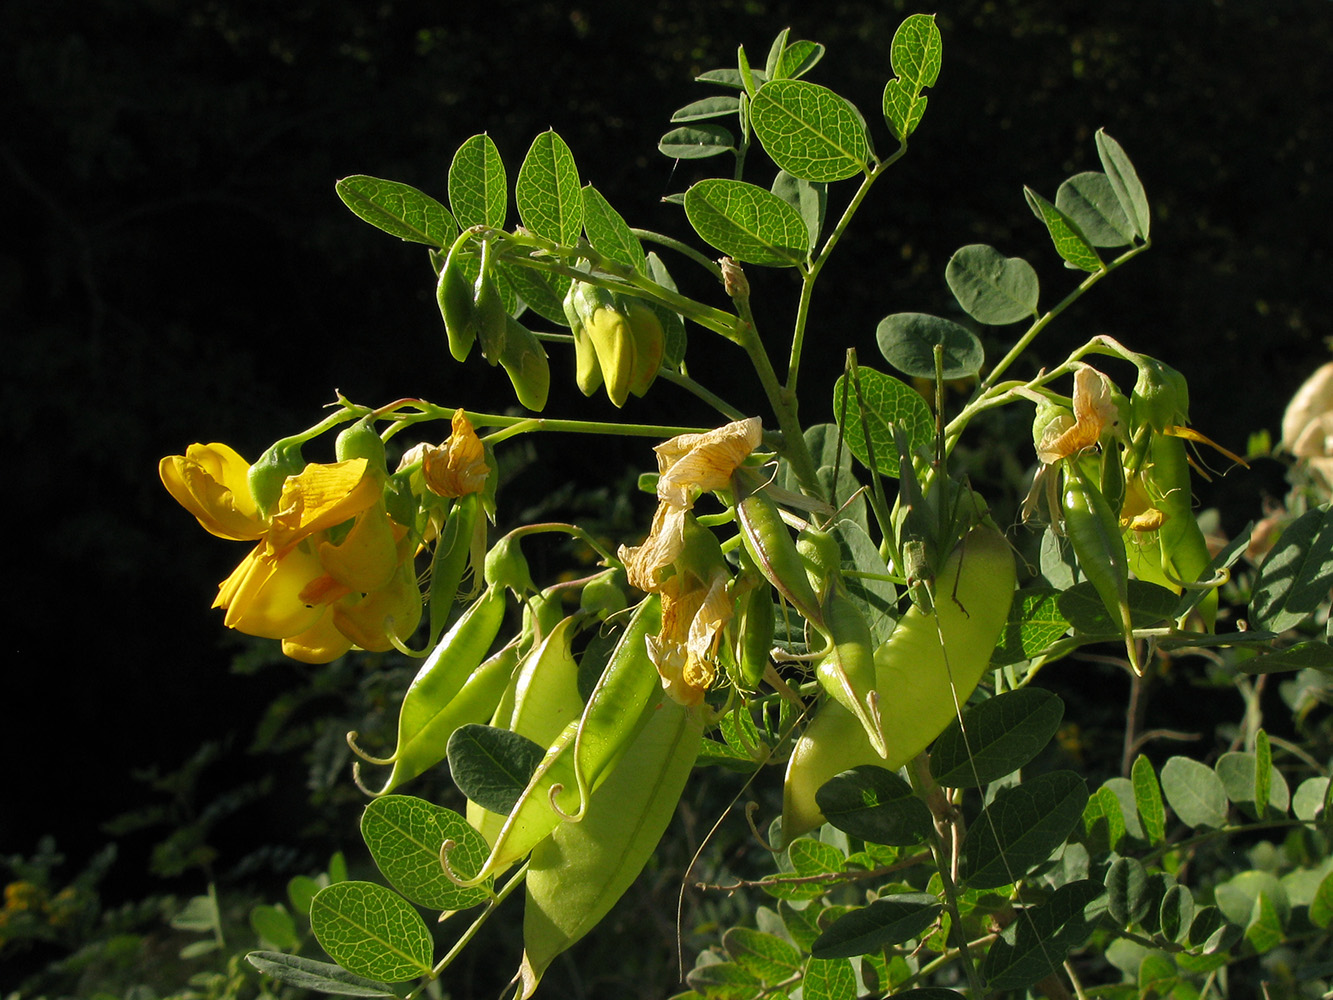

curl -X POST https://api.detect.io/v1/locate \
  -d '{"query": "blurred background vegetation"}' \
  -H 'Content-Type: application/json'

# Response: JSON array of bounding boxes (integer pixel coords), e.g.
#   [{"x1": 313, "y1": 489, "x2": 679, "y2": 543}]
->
[{"x1": 4, "y1": 0, "x2": 1329, "y2": 994}]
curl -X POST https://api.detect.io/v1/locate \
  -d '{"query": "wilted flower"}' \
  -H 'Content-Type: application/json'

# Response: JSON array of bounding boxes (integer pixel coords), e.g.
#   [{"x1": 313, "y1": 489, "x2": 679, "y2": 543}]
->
[
  {"x1": 1282, "y1": 361, "x2": 1333, "y2": 486},
  {"x1": 1036, "y1": 366, "x2": 1120, "y2": 465},
  {"x1": 422, "y1": 410, "x2": 490, "y2": 498}
]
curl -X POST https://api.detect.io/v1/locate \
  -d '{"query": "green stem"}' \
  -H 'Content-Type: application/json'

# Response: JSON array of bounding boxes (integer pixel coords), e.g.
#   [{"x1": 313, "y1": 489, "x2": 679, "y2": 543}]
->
[
  {"x1": 381, "y1": 400, "x2": 706, "y2": 444},
  {"x1": 630, "y1": 228, "x2": 724, "y2": 279},
  {"x1": 786, "y1": 146, "x2": 907, "y2": 395},
  {"x1": 416, "y1": 860, "x2": 531, "y2": 992}
]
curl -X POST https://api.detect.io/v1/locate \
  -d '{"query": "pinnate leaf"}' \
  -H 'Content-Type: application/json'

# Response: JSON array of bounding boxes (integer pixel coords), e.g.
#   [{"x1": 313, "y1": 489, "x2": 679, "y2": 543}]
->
[
  {"x1": 360, "y1": 796, "x2": 491, "y2": 911},
  {"x1": 832, "y1": 365, "x2": 933, "y2": 477},
  {"x1": 931, "y1": 688, "x2": 1065, "y2": 788}
]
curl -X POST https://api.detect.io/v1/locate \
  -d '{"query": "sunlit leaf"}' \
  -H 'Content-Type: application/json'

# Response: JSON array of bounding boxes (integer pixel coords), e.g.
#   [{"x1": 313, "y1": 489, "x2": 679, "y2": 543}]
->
[
  {"x1": 832, "y1": 365, "x2": 934, "y2": 477},
  {"x1": 1250, "y1": 505, "x2": 1333, "y2": 632},
  {"x1": 750, "y1": 79, "x2": 868, "y2": 183},
  {"x1": 515, "y1": 130, "x2": 582, "y2": 245},
  {"x1": 1096, "y1": 129, "x2": 1150, "y2": 239},
  {"x1": 1214, "y1": 751, "x2": 1289, "y2": 821},
  {"x1": 812, "y1": 894, "x2": 942, "y2": 958},
  {"x1": 684, "y1": 178, "x2": 810, "y2": 266},
  {"x1": 1161, "y1": 756, "x2": 1228, "y2": 828},
  {"x1": 1055, "y1": 172, "x2": 1134, "y2": 248},
  {"x1": 1024, "y1": 187, "x2": 1103, "y2": 273},
  {"x1": 991, "y1": 587, "x2": 1069, "y2": 666},
  {"x1": 582, "y1": 184, "x2": 646, "y2": 274},
  {"x1": 448, "y1": 133, "x2": 507, "y2": 229},
  {"x1": 336, "y1": 176, "x2": 457, "y2": 248},
  {"x1": 360, "y1": 796, "x2": 492, "y2": 911},
  {"x1": 309, "y1": 882, "x2": 433, "y2": 983},
  {"x1": 889, "y1": 14, "x2": 942, "y2": 91},
  {"x1": 722, "y1": 926, "x2": 801, "y2": 983},
  {"x1": 246, "y1": 952, "x2": 396, "y2": 997},
  {"x1": 1131, "y1": 754, "x2": 1166, "y2": 845},
  {"x1": 670, "y1": 96, "x2": 742, "y2": 122}
]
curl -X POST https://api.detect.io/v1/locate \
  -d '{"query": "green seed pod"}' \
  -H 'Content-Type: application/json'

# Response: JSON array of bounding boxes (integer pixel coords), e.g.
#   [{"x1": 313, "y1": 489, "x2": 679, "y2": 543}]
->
[
  {"x1": 733, "y1": 576, "x2": 775, "y2": 692},
  {"x1": 813, "y1": 590, "x2": 885, "y2": 758},
  {"x1": 733, "y1": 483, "x2": 824, "y2": 627},
  {"x1": 334, "y1": 416, "x2": 386, "y2": 468},
  {"x1": 438, "y1": 237, "x2": 479, "y2": 362},
  {"x1": 518, "y1": 698, "x2": 703, "y2": 998},
  {"x1": 498, "y1": 315, "x2": 550, "y2": 412},
  {"x1": 474, "y1": 269, "x2": 508, "y2": 366},
  {"x1": 781, "y1": 525, "x2": 1015, "y2": 844},
  {"x1": 625, "y1": 298, "x2": 664, "y2": 398},
  {"x1": 371, "y1": 584, "x2": 510, "y2": 795},
  {"x1": 428, "y1": 492, "x2": 483, "y2": 643}
]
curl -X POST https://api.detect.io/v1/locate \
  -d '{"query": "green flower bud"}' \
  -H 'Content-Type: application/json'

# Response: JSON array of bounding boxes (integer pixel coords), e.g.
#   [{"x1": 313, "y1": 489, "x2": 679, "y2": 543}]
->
[{"x1": 247, "y1": 441, "x2": 305, "y2": 517}]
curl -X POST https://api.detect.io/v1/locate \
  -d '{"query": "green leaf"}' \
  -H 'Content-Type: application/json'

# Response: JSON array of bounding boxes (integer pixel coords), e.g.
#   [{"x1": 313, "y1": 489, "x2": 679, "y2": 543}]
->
[
  {"x1": 979, "y1": 880, "x2": 1104, "y2": 992},
  {"x1": 448, "y1": 134, "x2": 507, "y2": 230},
  {"x1": 696, "y1": 66, "x2": 769, "y2": 89},
  {"x1": 309, "y1": 881, "x2": 433, "y2": 983},
  {"x1": 780, "y1": 899, "x2": 823, "y2": 950},
  {"x1": 1250, "y1": 505, "x2": 1333, "y2": 632},
  {"x1": 246, "y1": 952, "x2": 397, "y2": 998},
  {"x1": 500, "y1": 263, "x2": 570, "y2": 326},
  {"x1": 816, "y1": 766, "x2": 933, "y2": 845},
  {"x1": 945, "y1": 244, "x2": 1040, "y2": 325},
  {"x1": 1236, "y1": 639, "x2": 1333, "y2": 675},
  {"x1": 1214, "y1": 751, "x2": 1289, "y2": 821},
  {"x1": 287, "y1": 874, "x2": 322, "y2": 916},
  {"x1": 770, "y1": 38, "x2": 824, "y2": 81},
  {"x1": 1159, "y1": 884, "x2": 1196, "y2": 944},
  {"x1": 812, "y1": 894, "x2": 942, "y2": 958},
  {"x1": 1095, "y1": 129, "x2": 1150, "y2": 240},
  {"x1": 1024, "y1": 187, "x2": 1104, "y2": 273},
  {"x1": 515, "y1": 130, "x2": 582, "y2": 245},
  {"x1": 890, "y1": 14, "x2": 943, "y2": 91},
  {"x1": 991, "y1": 587, "x2": 1070, "y2": 667},
  {"x1": 1103, "y1": 777, "x2": 1146, "y2": 840},
  {"x1": 1293, "y1": 776, "x2": 1330, "y2": 822},
  {"x1": 1246, "y1": 891, "x2": 1287, "y2": 953},
  {"x1": 581, "y1": 184, "x2": 646, "y2": 274},
  {"x1": 1081, "y1": 784, "x2": 1127, "y2": 855},
  {"x1": 721, "y1": 926, "x2": 801, "y2": 982},
  {"x1": 1309, "y1": 871, "x2": 1333, "y2": 929},
  {"x1": 1055, "y1": 172, "x2": 1134, "y2": 247},
  {"x1": 684, "y1": 178, "x2": 810, "y2": 266},
  {"x1": 447, "y1": 724, "x2": 545, "y2": 815},
  {"x1": 832, "y1": 365, "x2": 934, "y2": 477},
  {"x1": 750, "y1": 79, "x2": 868, "y2": 183},
  {"x1": 1105, "y1": 856, "x2": 1150, "y2": 927},
  {"x1": 931, "y1": 688, "x2": 1065, "y2": 788},
  {"x1": 802, "y1": 955, "x2": 857, "y2": 1000},
  {"x1": 685, "y1": 960, "x2": 762, "y2": 999},
  {"x1": 659, "y1": 124, "x2": 735, "y2": 159},
  {"x1": 360, "y1": 796, "x2": 492, "y2": 911},
  {"x1": 882, "y1": 79, "x2": 927, "y2": 143},
  {"x1": 671, "y1": 96, "x2": 742, "y2": 122},
  {"x1": 646, "y1": 252, "x2": 687, "y2": 365},
  {"x1": 960, "y1": 771, "x2": 1089, "y2": 890},
  {"x1": 772, "y1": 171, "x2": 827, "y2": 249},
  {"x1": 886, "y1": 993, "x2": 966, "y2": 1000},
  {"x1": 765, "y1": 839, "x2": 843, "y2": 901},
  {"x1": 875, "y1": 312, "x2": 985, "y2": 379},
  {"x1": 336, "y1": 176, "x2": 457, "y2": 248},
  {"x1": 1057, "y1": 580, "x2": 1177, "y2": 635},
  {"x1": 1131, "y1": 754, "x2": 1167, "y2": 845},
  {"x1": 1160, "y1": 755, "x2": 1228, "y2": 828},
  {"x1": 250, "y1": 904, "x2": 299, "y2": 951},
  {"x1": 1255, "y1": 730, "x2": 1273, "y2": 821}
]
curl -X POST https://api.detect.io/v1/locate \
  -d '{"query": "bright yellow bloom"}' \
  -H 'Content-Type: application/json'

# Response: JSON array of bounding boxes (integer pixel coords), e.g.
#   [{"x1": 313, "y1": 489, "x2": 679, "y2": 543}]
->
[
  {"x1": 159, "y1": 443, "x2": 265, "y2": 540},
  {"x1": 163, "y1": 442, "x2": 422, "y2": 663}
]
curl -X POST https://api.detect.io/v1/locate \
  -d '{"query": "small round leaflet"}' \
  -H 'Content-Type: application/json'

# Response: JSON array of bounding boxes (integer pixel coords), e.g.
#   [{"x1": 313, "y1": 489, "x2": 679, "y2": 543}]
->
[{"x1": 876, "y1": 312, "x2": 984, "y2": 379}]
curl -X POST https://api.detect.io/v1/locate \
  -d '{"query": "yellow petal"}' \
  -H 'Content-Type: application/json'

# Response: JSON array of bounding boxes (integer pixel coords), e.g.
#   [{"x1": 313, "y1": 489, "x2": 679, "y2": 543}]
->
[
  {"x1": 655, "y1": 417, "x2": 762, "y2": 508},
  {"x1": 214, "y1": 542, "x2": 326, "y2": 639},
  {"x1": 160, "y1": 443, "x2": 265, "y2": 540},
  {"x1": 685, "y1": 570, "x2": 733, "y2": 665},
  {"x1": 281, "y1": 611, "x2": 354, "y2": 664},
  {"x1": 268, "y1": 458, "x2": 378, "y2": 550},
  {"x1": 332, "y1": 563, "x2": 424, "y2": 652},
  {"x1": 317, "y1": 502, "x2": 401, "y2": 592}
]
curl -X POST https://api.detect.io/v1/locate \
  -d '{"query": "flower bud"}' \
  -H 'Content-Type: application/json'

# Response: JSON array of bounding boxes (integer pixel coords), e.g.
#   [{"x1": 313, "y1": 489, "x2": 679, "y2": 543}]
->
[{"x1": 247, "y1": 441, "x2": 305, "y2": 517}]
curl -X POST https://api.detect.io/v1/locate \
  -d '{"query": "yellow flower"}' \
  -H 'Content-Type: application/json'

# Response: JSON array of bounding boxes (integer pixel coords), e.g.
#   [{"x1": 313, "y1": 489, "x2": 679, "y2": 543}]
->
[
  {"x1": 159, "y1": 443, "x2": 265, "y2": 540},
  {"x1": 163, "y1": 442, "x2": 423, "y2": 662},
  {"x1": 422, "y1": 411, "x2": 490, "y2": 498}
]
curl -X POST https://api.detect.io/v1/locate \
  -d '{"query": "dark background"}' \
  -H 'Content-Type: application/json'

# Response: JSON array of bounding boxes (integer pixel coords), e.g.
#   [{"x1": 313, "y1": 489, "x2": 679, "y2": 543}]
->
[{"x1": 4, "y1": 0, "x2": 1329, "y2": 958}]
